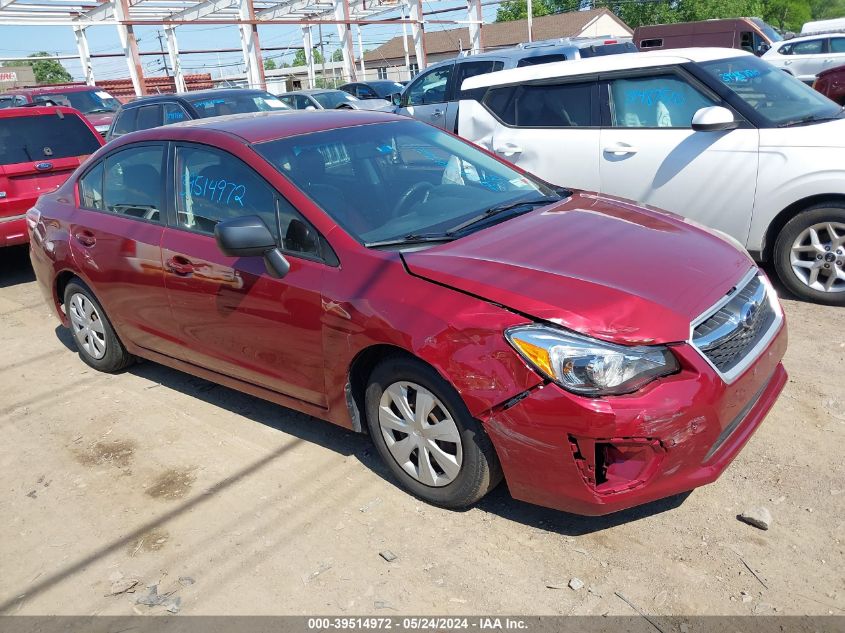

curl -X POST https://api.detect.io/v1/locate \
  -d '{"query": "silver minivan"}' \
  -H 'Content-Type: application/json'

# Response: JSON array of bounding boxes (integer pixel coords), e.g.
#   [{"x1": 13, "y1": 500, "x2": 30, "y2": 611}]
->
[{"x1": 393, "y1": 37, "x2": 635, "y2": 132}]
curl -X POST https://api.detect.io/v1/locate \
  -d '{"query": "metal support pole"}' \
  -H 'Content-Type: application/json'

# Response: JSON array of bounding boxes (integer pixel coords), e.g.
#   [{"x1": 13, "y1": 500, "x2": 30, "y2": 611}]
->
[
  {"x1": 113, "y1": 0, "x2": 145, "y2": 96},
  {"x1": 401, "y1": 1, "x2": 411, "y2": 80},
  {"x1": 237, "y1": 0, "x2": 266, "y2": 89},
  {"x1": 302, "y1": 25, "x2": 315, "y2": 88},
  {"x1": 466, "y1": 0, "x2": 482, "y2": 54},
  {"x1": 527, "y1": 0, "x2": 533, "y2": 42},
  {"x1": 409, "y1": 0, "x2": 426, "y2": 71},
  {"x1": 165, "y1": 26, "x2": 187, "y2": 93},
  {"x1": 333, "y1": 0, "x2": 356, "y2": 82},
  {"x1": 356, "y1": 23, "x2": 365, "y2": 76},
  {"x1": 73, "y1": 25, "x2": 94, "y2": 86}
]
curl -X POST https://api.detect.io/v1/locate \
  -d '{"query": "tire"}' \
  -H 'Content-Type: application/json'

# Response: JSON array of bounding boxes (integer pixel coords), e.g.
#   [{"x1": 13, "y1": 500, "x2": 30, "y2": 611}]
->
[
  {"x1": 63, "y1": 279, "x2": 134, "y2": 372},
  {"x1": 773, "y1": 204, "x2": 845, "y2": 306},
  {"x1": 365, "y1": 355, "x2": 502, "y2": 509}
]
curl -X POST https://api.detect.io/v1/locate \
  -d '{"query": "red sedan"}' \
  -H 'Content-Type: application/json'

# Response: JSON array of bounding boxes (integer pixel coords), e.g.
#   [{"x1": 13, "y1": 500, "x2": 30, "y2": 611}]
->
[{"x1": 27, "y1": 110, "x2": 787, "y2": 515}]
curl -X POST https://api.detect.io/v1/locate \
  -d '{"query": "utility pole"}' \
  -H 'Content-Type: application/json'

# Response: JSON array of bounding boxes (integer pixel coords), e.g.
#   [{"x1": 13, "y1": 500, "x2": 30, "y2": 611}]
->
[
  {"x1": 318, "y1": 23, "x2": 327, "y2": 87},
  {"x1": 156, "y1": 30, "x2": 171, "y2": 77}
]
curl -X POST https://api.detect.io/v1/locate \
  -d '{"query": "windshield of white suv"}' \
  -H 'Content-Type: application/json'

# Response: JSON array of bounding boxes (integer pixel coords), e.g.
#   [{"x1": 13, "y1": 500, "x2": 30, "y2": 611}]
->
[
  {"x1": 254, "y1": 119, "x2": 561, "y2": 246},
  {"x1": 697, "y1": 55, "x2": 842, "y2": 127}
]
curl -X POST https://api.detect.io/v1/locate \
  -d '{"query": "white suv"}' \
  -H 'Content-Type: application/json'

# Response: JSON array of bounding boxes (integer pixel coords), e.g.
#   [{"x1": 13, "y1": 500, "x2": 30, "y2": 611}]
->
[
  {"x1": 459, "y1": 48, "x2": 845, "y2": 304},
  {"x1": 762, "y1": 33, "x2": 845, "y2": 84}
]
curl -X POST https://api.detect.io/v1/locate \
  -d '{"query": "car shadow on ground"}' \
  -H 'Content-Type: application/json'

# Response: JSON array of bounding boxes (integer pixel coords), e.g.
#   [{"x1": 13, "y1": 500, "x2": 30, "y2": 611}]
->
[
  {"x1": 0, "y1": 245, "x2": 35, "y2": 289},
  {"x1": 54, "y1": 324, "x2": 691, "y2": 536}
]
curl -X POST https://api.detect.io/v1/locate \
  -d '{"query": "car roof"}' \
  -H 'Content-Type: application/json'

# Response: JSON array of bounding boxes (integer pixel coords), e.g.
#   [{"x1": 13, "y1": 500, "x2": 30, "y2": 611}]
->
[
  {"x1": 122, "y1": 88, "x2": 270, "y2": 107},
  {"x1": 6, "y1": 84, "x2": 102, "y2": 96},
  {"x1": 0, "y1": 105, "x2": 85, "y2": 119},
  {"x1": 462, "y1": 47, "x2": 752, "y2": 90},
  {"x1": 121, "y1": 109, "x2": 403, "y2": 145}
]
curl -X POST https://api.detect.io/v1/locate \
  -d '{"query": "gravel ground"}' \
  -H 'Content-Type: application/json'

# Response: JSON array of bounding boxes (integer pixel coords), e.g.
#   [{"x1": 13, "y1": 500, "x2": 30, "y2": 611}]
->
[{"x1": 0, "y1": 244, "x2": 842, "y2": 617}]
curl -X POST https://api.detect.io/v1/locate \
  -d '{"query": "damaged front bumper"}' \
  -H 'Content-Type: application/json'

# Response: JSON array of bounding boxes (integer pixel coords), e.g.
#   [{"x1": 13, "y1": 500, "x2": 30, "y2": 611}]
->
[{"x1": 483, "y1": 324, "x2": 788, "y2": 516}]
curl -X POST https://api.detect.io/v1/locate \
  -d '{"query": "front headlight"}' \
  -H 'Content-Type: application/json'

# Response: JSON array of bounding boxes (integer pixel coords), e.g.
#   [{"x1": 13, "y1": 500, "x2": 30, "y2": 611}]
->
[{"x1": 505, "y1": 325, "x2": 679, "y2": 396}]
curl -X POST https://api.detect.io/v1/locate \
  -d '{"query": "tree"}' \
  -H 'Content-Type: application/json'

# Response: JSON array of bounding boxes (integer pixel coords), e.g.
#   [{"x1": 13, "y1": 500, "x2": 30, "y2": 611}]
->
[
  {"x1": 292, "y1": 47, "x2": 325, "y2": 67},
  {"x1": 331, "y1": 48, "x2": 344, "y2": 62},
  {"x1": 3, "y1": 51, "x2": 72, "y2": 84},
  {"x1": 264, "y1": 58, "x2": 277, "y2": 71}
]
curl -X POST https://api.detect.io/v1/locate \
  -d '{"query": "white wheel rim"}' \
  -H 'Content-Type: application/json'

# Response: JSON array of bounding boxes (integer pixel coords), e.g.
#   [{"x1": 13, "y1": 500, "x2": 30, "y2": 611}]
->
[
  {"x1": 790, "y1": 221, "x2": 845, "y2": 293},
  {"x1": 378, "y1": 381, "x2": 463, "y2": 487},
  {"x1": 68, "y1": 292, "x2": 107, "y2": 360}
]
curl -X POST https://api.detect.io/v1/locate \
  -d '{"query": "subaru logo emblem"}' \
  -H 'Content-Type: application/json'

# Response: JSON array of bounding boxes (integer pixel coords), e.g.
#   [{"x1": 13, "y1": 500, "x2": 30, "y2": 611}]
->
[
  {"x1": 35, "y1": 162, "x2": 53, "y2": 171},
  {"x1": 740, "y1": 301, "x2": 758, "y2": 330}
]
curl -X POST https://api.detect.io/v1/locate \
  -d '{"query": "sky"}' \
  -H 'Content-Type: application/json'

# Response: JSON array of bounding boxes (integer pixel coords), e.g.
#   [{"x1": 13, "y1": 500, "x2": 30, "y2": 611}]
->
[{"x1": 0, "y1": 1, "x2": 502, "y2": 82}]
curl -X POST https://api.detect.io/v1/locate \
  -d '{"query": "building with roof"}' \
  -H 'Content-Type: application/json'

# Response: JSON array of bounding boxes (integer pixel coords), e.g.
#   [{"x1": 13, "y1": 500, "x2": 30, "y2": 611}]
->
[{"x1": 363, "y1": 8, "x2": 632, "y2": 81}]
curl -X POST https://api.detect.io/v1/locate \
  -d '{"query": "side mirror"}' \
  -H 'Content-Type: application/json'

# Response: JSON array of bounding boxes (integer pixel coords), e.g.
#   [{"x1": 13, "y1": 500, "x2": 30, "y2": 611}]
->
[
  {"x1": 214, "y1": 215, "x2": 290, "y2": 279},
  {"x1": 691, "y1": 106, "x2": 739, "y2": 132},
  {"x1": 391, "y1": 92, "x2": 402, "y2": 107},
  {"x1": 305, "y1": 105, "x2": 317, "y2": 111},
  {"x1": 756, "y1": 43, "x2": 770, "y2": 55}
]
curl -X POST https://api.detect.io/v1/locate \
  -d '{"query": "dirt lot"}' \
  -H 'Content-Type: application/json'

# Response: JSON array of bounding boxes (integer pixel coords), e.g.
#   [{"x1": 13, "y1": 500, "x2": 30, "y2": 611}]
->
[{"x1": 0, "y1": 244, "x2": 842, "y2": 617}]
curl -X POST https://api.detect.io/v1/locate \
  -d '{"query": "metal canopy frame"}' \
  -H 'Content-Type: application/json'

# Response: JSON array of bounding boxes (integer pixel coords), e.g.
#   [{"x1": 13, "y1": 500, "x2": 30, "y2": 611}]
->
[{"x1": 0, "y1": 0, "x2": 463, "y2": 95}]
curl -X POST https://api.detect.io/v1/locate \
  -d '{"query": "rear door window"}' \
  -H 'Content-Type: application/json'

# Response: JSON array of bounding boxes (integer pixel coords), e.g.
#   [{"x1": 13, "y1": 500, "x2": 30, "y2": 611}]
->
[
  {"x1": 454, "y1": 60, "x2": 504, "y2": 92},
  {"x1": 791, "y1": 39, "x2": 825, "y2": 55},
  {"x1": 517, "y1": 54, "x2": 567, "y2": 67},
  {"x1": 0, "y1": 112, "x2": 101, "y2": 165},
  {"x1": 135, "y1": 105, "x2": 163, "y2": 131},
  {"x1": 484, "y1": 82, "x2": 594, "y2": 127},
  {"x1": 101, "y1": 145, "x2": 165, "y2": 222},
  {"x1": 830, "y1": 37, "x2": 845, "y2": 53}
]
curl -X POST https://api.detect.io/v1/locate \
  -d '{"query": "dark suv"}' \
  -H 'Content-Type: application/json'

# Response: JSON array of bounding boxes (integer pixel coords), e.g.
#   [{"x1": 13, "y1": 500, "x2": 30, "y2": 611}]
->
[{"x1": 106, "y1": 89, "x2": 289, "y2": 141}]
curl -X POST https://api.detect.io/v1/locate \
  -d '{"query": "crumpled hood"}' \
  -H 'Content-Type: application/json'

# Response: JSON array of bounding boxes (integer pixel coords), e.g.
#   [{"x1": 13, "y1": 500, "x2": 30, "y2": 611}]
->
[{"x1": 402, "y1": 193, "x2": 754, "y2": 345}]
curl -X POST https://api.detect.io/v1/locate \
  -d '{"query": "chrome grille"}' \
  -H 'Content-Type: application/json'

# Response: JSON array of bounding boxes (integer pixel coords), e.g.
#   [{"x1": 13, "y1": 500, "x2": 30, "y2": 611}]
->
[{"x1": 692, "y1": 272, "x2": 778, "y2": 378}]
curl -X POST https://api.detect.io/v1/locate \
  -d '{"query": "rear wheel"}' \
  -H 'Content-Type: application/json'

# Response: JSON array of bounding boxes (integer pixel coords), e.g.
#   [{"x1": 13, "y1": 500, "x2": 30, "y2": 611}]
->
[
  {"x1": 773, "y1": 205, "x2": 845, "y2": 306},
  {"x1": 364, "y1": 356, "x2": 502, "y2": 508},
  {"x1": 64, "y1": 280, "x2": 133, "y2": 372}
]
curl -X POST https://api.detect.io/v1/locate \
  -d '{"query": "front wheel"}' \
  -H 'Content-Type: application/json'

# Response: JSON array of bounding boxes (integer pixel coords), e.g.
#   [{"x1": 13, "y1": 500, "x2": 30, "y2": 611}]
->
[
  {"x1": 773, "y1": 205, "x2": 845, "y2": 305},
  {"x1": 364, "y1": 356, "x2": 502, "y2": 508}
]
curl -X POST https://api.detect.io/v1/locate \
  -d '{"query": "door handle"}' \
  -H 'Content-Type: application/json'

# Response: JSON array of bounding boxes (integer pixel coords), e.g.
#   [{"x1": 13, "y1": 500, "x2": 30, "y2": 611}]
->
[
  {"x1": 603, "y1": 144, "x2": 639, "y2": 156},
  {"x1": 431, "y1": 109, "x2": 443, "y2": 118},
  {"x1": 494, "y1": 143, "x2": 523, "y2": 157},
  {"x1": 74, "y1": 231, "x2": 96, "y2": 247},
  {"x1": 783, "y1": 60, "x2": 792, "y2": 65},
  {"x1": 165, "y1": 256, "x2": 195, "y2": 276}
]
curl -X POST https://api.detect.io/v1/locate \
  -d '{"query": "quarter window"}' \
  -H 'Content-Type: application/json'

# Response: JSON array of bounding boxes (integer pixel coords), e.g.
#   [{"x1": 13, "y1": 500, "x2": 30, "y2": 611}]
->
[
  {"x1": 517, "y1": 54, "x2": 567, "y2": 67},
  {"x1": 406, "y1": 65, "x2": 452, "y2": 106},
  {"x1": 831, "y1": 38, "x2": 845, "y2": 53},
  {"x1": 609, "y1": 75, "x2": 718, "y2": 128},
  {"x1": 85, "y1": 145, "x2": 165, "y2": 222},
  {"x1": 484, "y1": 82, "x2": 593, "y2": 127}
]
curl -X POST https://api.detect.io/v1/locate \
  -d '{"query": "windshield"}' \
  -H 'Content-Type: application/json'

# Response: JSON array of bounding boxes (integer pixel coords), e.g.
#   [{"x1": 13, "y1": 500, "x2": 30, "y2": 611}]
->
[
  {"x1": 32, "y1": 89, "x2": 120, "y2": 114},
  {"x1": 371, "y1": 82, "x2": 405, "y2": 97},
  {"x1": 312, "y1": 91, "x2": 359, "y2": 108},
  {"x1": 187, "y1": 92, "x2": 289, "y2": 118},
  {"x1": 697, "y1": 55, "x2": 842, "y2": 126},
  {"x1": 254, "y1": 119, "x2": 560, "y2": 245},
  {"x1": 750, "y1": 18, "x2": 783, "y2": 43}
]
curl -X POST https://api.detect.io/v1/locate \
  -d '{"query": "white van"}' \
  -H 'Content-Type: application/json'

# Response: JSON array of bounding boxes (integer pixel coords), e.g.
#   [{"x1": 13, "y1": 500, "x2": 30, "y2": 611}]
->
[{"x1": 458, "y1": 48, "x2": 845, "y2": 304}]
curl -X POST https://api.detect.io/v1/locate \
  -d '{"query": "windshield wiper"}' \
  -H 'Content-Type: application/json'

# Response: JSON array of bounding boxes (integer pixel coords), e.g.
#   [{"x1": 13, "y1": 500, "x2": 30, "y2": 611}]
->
[
  {"x1": 364, "y1": 233, "x2": 456, "y2": 248},
  {"x1": 445, "y1": 196, "x2": 560, "y2": 235},
  {"x1": 778, "y1": 108, "x2": 845, "y2": 127}
]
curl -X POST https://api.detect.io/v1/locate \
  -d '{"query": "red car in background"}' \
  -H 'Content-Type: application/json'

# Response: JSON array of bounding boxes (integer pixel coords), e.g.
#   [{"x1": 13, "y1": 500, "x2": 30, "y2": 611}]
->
[
  {"x1": 1, "y1": 85, "x2": 122, "y2": 134},
  {"x1": 27, "y1": 111, "x2": 787, "y2": 515},
  {"x1": 1, "y1": 106, "x2": 103, "y2": 247},
  {"x1": 813, "y1": 64, "x2": 845, "y2": 105}
]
